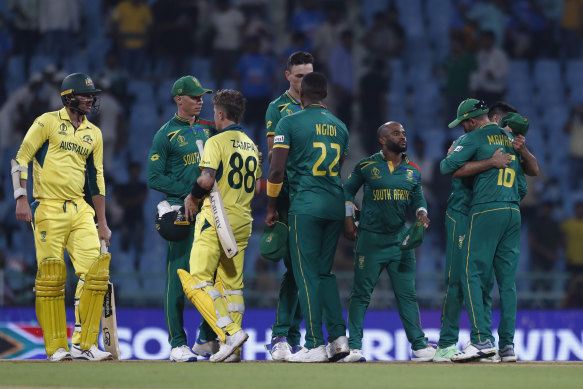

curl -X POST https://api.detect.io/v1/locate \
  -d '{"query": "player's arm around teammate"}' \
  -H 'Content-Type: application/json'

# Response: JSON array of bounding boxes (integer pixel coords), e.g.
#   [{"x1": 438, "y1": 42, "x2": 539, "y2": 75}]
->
[{"x1": 13, "y1": 73, "x2": 112, "y2": 361}]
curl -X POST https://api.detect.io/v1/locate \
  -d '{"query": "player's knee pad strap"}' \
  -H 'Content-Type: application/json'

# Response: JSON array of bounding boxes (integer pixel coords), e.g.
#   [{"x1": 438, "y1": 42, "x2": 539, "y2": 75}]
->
[
  {"x1": 35, "y1": 258, "x2": 68, "y2": 355},
  {"x1": 79, "y1": 252, "x2": 111, "y2": 349},
  {"x1": 224, "y1": 289, "x2": 245, "y2": 314},
  {"x1": 177, "y1": 269, "x2": 230, "y2": 342}
]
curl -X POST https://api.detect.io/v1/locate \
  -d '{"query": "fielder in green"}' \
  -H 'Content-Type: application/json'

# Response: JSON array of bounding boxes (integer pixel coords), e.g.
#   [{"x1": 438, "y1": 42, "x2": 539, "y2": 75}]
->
[
  {"x1": 264, "y1": 51, "x2": 314, "y2": 360},
  {"x1": 342, "y1": 121, "x2": 435, "y2": 363},
  {"x1": 147, "y1": 76, "x2": 217, "y2": 362},
  {"x1": 265, "y1": 72, "x2": 350, "y2": 363},
  {"x1": 441, "y1": 99, "x2": 537, "y2": 362}
]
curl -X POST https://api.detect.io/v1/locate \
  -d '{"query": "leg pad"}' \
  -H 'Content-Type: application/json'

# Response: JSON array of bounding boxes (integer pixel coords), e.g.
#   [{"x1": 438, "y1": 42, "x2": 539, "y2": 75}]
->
[{"x1": 79, "y1": 252, "x2": 111, "y2": 349}]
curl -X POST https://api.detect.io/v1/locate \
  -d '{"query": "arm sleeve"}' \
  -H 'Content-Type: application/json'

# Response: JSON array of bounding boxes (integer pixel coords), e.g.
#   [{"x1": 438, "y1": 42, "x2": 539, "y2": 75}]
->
[
  {"x1": 410, "y1": 175, "x2": 428, "y2": 212},
  {"x1": 517, "y1": 167, "x2": 528, "y2": 201},
  {"x1": 440, "y1": 136, "x2": 477, "y2": 175},
  {"x1": 343, "y1": 162, "x2": 364, "y2": 203},
  {"x1": 15, "y1": 116, "x2": 50, "y2": 180},
  {"x1": 86, "y1": 129, "x2": 106, "y2": 196},
  {"x1": 265, "y1": 103, "x2": 279, "y2": 137},
  {"x1": 273, "y1": 118, "x2": 291, "y2": 149},
  {"x1": 146, "y1": 130, "x2": 191, "y2": 196}
]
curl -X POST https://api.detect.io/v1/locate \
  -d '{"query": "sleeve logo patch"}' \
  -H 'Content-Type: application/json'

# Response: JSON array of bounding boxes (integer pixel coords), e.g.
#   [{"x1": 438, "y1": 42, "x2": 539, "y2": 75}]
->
[
  {"x1": 151, "y1": 154, "x2": 160, "y2": 161},
  {"x1": 454, "y1": 146, "x2": 463, "y2": 152},
  {"x1": 274, "y1": 135, "x2": 284, "y2": 143},
  {"x1": 267, "y1": 120, "x2": 272, "y2": 129}
]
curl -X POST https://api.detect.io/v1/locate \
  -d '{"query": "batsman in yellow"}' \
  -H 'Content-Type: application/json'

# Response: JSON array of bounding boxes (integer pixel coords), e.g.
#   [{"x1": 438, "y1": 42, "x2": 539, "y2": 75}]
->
[
  {"x1": 179, "y1": 89, "x2": 261, "y2": 362},
  {"x1": 12, "y1": 73, "x2": 113, "y2": 361}
]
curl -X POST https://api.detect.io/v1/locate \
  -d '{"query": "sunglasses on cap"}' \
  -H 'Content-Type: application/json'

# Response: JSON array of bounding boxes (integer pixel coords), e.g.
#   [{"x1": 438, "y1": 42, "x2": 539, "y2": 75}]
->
[{"x1": 465, "y1": 99, "x2": 488, "y2": 115}]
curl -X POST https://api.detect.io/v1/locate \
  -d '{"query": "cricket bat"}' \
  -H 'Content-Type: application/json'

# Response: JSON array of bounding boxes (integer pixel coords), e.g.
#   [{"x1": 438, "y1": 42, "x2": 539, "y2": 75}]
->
[
  {"x1": 195, "y1": 140, "x2": 239, "y2": 258},
  {"x1": 100, "y1": 240, "x2": 121, "y2": 360}
]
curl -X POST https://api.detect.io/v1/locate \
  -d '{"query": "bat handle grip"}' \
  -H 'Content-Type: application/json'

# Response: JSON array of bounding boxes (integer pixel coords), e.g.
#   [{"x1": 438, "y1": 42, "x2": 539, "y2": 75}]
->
[{"x1": 100, "y1": 239, "x2": 108, "y2": 254}]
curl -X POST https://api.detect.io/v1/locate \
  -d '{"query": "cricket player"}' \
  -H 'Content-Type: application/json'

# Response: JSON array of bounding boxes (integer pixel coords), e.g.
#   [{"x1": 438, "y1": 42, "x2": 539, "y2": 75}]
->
[
  {"x1": 343, "y1": 122, "x2": 435, "y2": 363},
  {"x1": 147, "y1": 75, "x2": 218, "y2": 362},
  {"x1": 265, "y1": 72, "x2": 350, "y2": 363},
  {"x1": 264, "y1": 51, "x2": 314, "y2": 360},
  {"x1": 13, "y1": 72, "x2": 112, "y2": 361},
  {"x1": 178, "y1": 89, "x2": 260, "y2": 363},
  {"x1": 441, "y1": 99, "x2": 534, "y2": 362}
]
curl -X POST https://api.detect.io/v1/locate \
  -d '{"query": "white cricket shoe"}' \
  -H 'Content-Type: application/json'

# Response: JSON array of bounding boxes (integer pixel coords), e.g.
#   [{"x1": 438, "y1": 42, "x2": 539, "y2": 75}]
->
[
  {"x1": 267, "y1": 336, "x2": 292, "y2": 361},
  {"x1": 451, "y1": 340, "x2": 496, "y2": 363},
  {"x1": 288, "y1": 345, "x2": 328, "y2": 363},
  {"x1": 326, "y1": 335, "x2": 350, "y2": 362},
  {"x1": 343, "y1": 349, "x2": 366, "y2": 362},
  {"x1": 71, "y1": 344, "x2": 113, "y2": 361},
  {"x1": 192, "y1": 339, "x2": 220, "y2": 358},
  {"x1": 169, "y1": 345, "x2": 197, "y2": 362},
  {"x1": 210, "y1": 330, "x2": 249, "y2": 362},
  {"x1": 411, "y1": 345, "x2": 437, "y2": 362},
  {"x1": 224, "y1": 353, "x2": 241, "y2": 363},
  {"x1": 47, "y1": 347, "x2": 72, "y2": 362},
  {"x1": 479, "y1": 350, "x2": 501, "y2": 363}
]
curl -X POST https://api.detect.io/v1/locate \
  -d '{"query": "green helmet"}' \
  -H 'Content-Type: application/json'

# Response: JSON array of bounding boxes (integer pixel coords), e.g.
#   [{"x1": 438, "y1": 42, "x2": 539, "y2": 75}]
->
[
  {"x1": 60, "y1": 73, "x2": 101, "y2": 113},
  {"x1": 155, "y1": 207, "x2": 191, "y2": 242}
]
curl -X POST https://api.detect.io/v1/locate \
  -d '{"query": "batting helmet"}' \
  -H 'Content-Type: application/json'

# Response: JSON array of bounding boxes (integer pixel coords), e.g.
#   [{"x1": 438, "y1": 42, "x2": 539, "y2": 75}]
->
[
  {"x1": 155, "y1": 207, "x2": 191, "y2": 242},
  {"x1": 60, "y1": 73, "x2": 101, "y2": 114}
]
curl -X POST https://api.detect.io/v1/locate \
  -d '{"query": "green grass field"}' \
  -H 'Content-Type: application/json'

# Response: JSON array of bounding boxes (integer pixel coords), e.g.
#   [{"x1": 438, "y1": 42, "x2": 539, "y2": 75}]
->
[{"x1": 1, "y1": 361, "x2": 582, "y2": 389}]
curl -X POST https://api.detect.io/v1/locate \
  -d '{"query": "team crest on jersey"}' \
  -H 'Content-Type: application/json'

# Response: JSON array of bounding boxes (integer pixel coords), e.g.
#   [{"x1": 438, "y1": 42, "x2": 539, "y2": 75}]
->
[
  {"x1": 40, "y1": 231, "x2": 47, "y2": 242},
  {"x1": 267, "y1": 120, "x2": 272, "y2": 129},
  {"x1": 370, "y1": 167, "x2": 381, "y2": 180},
  {"x1": 58, "y1": 123, "x2": 67, "y2": 135},
  {"x1": 406, "y1": 169, "x2": 414, "y2": 181},
  {"x1": 286, "y1": 109, "x2": 292, "y2": 115},
  {"x1": 177, "y1": 135, "x2": 188, "y2": 147},
  {"x1": 358, "y1": 255, "x2": 365, "y2": 269},
  {"x1": 458, "y1": 234, "x2": 465, "y2": 249},
  {"x1": 151, "y1": 154, "x2": 160, "y2": 161},
  {"x1": 82, "y1": 135, "x2": 92, "y2": 145}
]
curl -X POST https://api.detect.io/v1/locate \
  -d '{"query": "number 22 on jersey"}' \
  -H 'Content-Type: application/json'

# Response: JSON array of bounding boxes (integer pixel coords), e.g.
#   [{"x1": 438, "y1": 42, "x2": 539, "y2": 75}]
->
[{"x1": 312, "y1": 142, "x2": 341, "y2": 176}]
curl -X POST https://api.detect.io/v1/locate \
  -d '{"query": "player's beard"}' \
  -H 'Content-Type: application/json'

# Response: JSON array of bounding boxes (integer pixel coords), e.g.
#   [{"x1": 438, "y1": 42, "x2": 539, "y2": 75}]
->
[{"x1": 386, "y1": 139, "x2": 407, "y2": 153}]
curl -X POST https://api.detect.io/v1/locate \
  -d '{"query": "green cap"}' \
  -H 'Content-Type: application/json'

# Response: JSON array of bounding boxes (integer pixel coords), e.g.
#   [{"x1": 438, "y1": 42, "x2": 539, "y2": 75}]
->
[
  {"x1": 171, "y1": 76, "x2": 212, "y2": 97},
  {"x1": 448, "y1": 98, "x2": 489, "y2": 128},
  {"x1": 400, "y1": 221, "x2": 425, "y2": 250},
  {"x1": 501, "y1": 112, "x2": 529, "y2": 136},
  {"x1": 260, "y1": 222, "x2": 288, "y2": 261}
]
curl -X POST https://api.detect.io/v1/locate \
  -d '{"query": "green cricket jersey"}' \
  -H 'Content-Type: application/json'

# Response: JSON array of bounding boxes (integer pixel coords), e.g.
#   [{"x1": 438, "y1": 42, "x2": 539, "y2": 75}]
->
[
  {"x1": 147, "y1": 115, "x2": 215, "y2": 205},
  {"x1": 265, "y1": 91, "x2": 302, "y2": 137},
  {"x1": 445, "y1": 134, "x2": 474, "y2": 215},
  {"x1": 344, "y1": 152, "x2": 427, "y2": 236},
  {"x1": 440, "y1": 123, "x2": 523, "y2": 206},
  {"x1": 273, "y1": 104, "x2": 349, "y2": 220}
]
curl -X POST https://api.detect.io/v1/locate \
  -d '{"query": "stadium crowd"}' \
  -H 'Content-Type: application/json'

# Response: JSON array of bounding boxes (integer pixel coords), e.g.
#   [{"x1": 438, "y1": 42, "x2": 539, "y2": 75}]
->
[{"x1": 1, "y1": 0, "x2": 583, "y2": 311}]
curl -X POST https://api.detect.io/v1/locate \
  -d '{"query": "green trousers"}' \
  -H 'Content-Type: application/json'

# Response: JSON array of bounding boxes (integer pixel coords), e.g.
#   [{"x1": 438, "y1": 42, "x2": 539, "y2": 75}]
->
[
  {"x1": 347, "y1": 229, "x2": 427, "y2": 350},
  {"x1": 270, "y1": 209, "x2": 302, "y2": 346},
  {"x1": 288, "y1": 214, "x2": 346, "y2": 349},
  {"x1": 164, "y1": 225, "x2": 215, "y2": 348},
  {"x1": 461, "y1": 202, "x2": 521, "y2": 348}
]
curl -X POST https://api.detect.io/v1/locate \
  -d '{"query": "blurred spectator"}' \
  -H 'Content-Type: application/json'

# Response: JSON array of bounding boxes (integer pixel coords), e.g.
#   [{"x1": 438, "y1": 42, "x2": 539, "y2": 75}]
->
[
  {"x1": 0, "y1": 14, "x2": 13, "y2": 105},
  {"x1": 312, "y1": 6, "x2": 348, "y2": 70},
  {"x1": 114, "y1": 161, "x2": 148, "y2": 272},
  {"x1": 441, "y1": 32, "x2": 477, "y2": 120},
  {"x1": 210, "y1": 0, "x2": 245, "y2": 89},
  {"x1": 505, "y1": 23, "x2": 534, "y2": 59},
  {"x1": 466, "y1": 0, "x2": 508, "y2": 47},
  {"x1": 328, "y1": 29, "x2": 354, "y2": 129},
  {"x1": 46, "y1": 70, "x2": 67, "y2": 111},
  {"x1": 561, "y1": 274, "x2": 583, "y2": 308},
  {"x1": 38, "y1": 0, "x2": 81, "y2": 59},
  {"x1": 563, "y1": 103, "x2": 583, "y2": 190},
  {"x1": 7, "y1": 0, "x2": 40, "y2": 78},
  {"x1": 242, "y1": 4, "x2": 272, "y2": 54},
  {"x1": 109, "y1": 0, "x2": 153, "y2": 78},
  {"x1": 470, "y1": 30, "x2": 508, "y2": 104},
  {"x1": 362, "y1": 8, "x2": 404, "y2": 61},
  {"x1": 358, "y1": 57, "x2": 388, "y2": 156},
  {"x1": 100, "y1": 50, "x2": 132, "y2": 113},
  {"x1": 92, "y1": 77, "x2": 123, "y2": 173},
  {"x1": 289, "y1": 0, "x2": 325, "y2": 50},
  {"x1": 560, "y1": 0, "x2": 583, "y2": 59},
  {"x1": 235, "y1": 35, "x2": 277, "y2": 143},
  {"x1": 508, "y1": 0, "x2": 554, "y2": 58},
  {"x1": 561, "y1": 201, "x2": 583, "y2": 278},
  {"x1": 529, "y1": 201, "x2": 561, "y2": 292},
  {"x1": 282, "y1": 31, "x2": 310, "y2": 65},
  {"x1": 151, "y1": 0, "x2": 198, "y2": 77}
]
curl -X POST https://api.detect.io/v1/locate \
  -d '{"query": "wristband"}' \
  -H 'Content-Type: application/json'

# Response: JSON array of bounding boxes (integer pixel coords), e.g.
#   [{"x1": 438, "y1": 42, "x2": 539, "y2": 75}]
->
[
  {"x1": 266, "y1": 181, "x2": 283, "y2": 197},
  {"x1": 345, "y1": 202, "x2": 355, "y2": 217},
  {"x1": 14, "y1": 188, "x2": 27, "y2": 200},
  {"x1": 191, "y1": 181, "x2": 211, "y2": 199},
  {"x1": 416, "y1": 207, "x2": 428, "y2": 216}
]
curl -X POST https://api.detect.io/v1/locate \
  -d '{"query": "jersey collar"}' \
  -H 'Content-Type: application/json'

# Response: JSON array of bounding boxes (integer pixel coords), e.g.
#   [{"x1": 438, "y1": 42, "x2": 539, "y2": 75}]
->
[
  {"x1": 304, "y1": 103, "x2": 326, "y2": 109},
  {"x1": 285, "y1": 91, "x2": 300, "y2": 105},
  {"x1": 58, "y1": 107, "x2": 92, "y2": 129},
  {"x1": 478, "y1": 121, "x2": 499, "y2": 130},
  {"x1": 220, "y1": 123, "x2": 245, "y2": 133}
]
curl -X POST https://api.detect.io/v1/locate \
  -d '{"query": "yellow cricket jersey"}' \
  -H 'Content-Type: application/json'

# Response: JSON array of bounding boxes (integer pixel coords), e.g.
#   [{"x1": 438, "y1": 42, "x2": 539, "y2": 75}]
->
[
  {"x1": 199, "y1": 124, "x2": 261, "y2": 228},
  {"x1": 15, "y1": 108, "x2": 106, "y2": 201}
]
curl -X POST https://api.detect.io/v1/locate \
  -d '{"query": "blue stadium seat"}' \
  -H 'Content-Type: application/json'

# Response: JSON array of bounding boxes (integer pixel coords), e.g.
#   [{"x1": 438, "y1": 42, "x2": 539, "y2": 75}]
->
[
  {"x1": 128, "y1": 80, "x2": 154, "y2": 102},
  {"x1": 5, "y1": 56, "x2": 25, "y2": 93},
  {"x1": 361, "y1": 0, "x2": 391, "y2": 26}
]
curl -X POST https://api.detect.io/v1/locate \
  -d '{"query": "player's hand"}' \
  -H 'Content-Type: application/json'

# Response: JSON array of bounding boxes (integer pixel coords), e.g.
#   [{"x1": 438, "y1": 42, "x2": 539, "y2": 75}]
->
[
  {"x1": 344, "y1": 216, "x2": 358, "y2": 241},
  {"x1": 184, "y1": 194, "x2": 199, "y2": 221},
  {"x1": 417, "y1": 212, "x2": 430, "y2": 228},
  {"x1": 446, "y1": 141, "x2": 455, "y2": 156},
  {"x1": 265, "y1": 209, "x2": 279, "y2": 227},
  {"x1": 97, "y1": 222, "x2": 112, "y2": 247},
  {"x1": 15, "y1": 197, "x2": 32, "y2": 223},
  {"x1": 490, "y1": 148, "x2": 512, "y2": 169},
  {"x1": 512, "y1": 134, "x2": 526, "y2": 154}
]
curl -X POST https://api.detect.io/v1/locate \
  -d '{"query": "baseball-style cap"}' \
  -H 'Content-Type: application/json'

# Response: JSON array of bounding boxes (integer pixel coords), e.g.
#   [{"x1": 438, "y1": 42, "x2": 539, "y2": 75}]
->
[
  {"x1": 448, "y1": 98, "x2": 489, "y2": 128},
  {"x1": 400, "y1": 221, "x2": 425, "y2": 250},
  {"x1": 171, "y1": 76, "x2": 212, "y2": 97},
  {"x1": 260, "y1": 222, "x2": 288, "y2": 262},
  {"x1": 501, "y1": 112, "x2": 529, "y2": 136}
]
